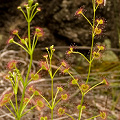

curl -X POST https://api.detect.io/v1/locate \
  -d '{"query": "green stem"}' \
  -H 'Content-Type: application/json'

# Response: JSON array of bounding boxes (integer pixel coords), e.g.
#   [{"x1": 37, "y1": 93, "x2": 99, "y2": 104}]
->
[
  {"x1": 19, "y1": 53, "x2": 33, "y2": 117},
  {"x1": 28, "y1": 22, "x2": 31, "y2": 50},
  {"x1": 20, "y1": 9, "x2": 28, "y2": 21},
  {"x1": 20, "y1": 93, "x2": 35, "y2": 115},
  {"x1": 72, "y1": 51, "x2": 90, "y2": 63},
  {"x1": 40, "y1": 94, "x2": 51, "y2": 108},
  {"x1": 51, "y1": 108, "x2": 53, "y2": 120},
  {"x1": 53, "y1": 90, "x2": 59, "y2": 106},
  {"x1": 53, "y1": 65, "x2": 62, "y2": 78},
  {"x1": 65, "y1": 112, "x2": 75, "y2": 120},
  {"x1": 86, "y1": 0, "x2": 96, "y2": 84},
  {"x1": 78, "y1": 95, "x2": 84, "y2": 120},
  {"x1": 21, "y1": 105, "x2": 37, "y2": 117},
  {"x1": 13, "y1": 41, "x2": 29, "y2": 54},
  {"x1": 53, "y1": 98, "x2": 61, "y2": 108},
  {"x1": 5, "y1": 105, "x2": 16, "y2": 119},
  {"x1": 84, "y1": 81, "x2": 104, "y2": 95},
  {"x1": 82, "y1": 13, "x2": 93, "y2": 27},
  {"x1": 86, "y1": 114, "x2": 100, "y2": 120},
  {"x1": 15, "y1": 93, "x2": 18, "y2": 113},
  {"x1": 51, "y1": 76, "x2": 54, "y2": 108}
]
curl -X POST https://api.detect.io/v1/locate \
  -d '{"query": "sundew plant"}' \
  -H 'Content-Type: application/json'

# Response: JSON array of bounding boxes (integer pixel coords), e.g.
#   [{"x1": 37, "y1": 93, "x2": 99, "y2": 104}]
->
[{"x1": 0, "y1": 0, "x2": 109, "y2": 120}]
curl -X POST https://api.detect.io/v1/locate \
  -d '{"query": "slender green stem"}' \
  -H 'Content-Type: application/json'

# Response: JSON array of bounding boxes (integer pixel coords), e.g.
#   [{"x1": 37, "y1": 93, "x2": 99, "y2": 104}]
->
[
  {"x1": 20, "y1": 93, "x2": 35, "y2": 116},
  {"x1": 13, "y1": 41, "x2": 29, "y2": 54},
  {"x1": 19, "y1": 49, "x2": 33, "y2": 118},
  {"x1": 81, "y1": 13, "x2": 93, "y2": 27},
  {"x1": 51, "y1": 77, "x2": 54, "y2": 108},
  {"x1": 53, "y1": 90, "x2": 59, "y2": 106},
  {"x1": 53, "y1": 98, "x2": 61, "y2": 108},
  {"x1": 18, "y1": 87, "x2": 26, "y2": 118},
  {"x1": 78, "y1": 95, "x2": 84, "y2": 120},
  {"x1": 72, "y1": 51, "x2": 90, "y2": 63},
  {"x1": 86, "y1": 114, "x2": 100, "y2": 120},
  {"x1": 27, "y1": 68, "x2": 42, "y2": 84},
  {"x1": 21, "y1": 105, "x2": 37, "y2": 117},
  {"x1": 32, "y1": 34, "x2": 36, "y2": 50},
  {"x1": 51, "y1": 108, "x2": 53, "y2": 120},
  {"x1": 20, "y1": 9, "x2": 28, "y2": 21},
  {"x1": 9, "y1": 100, "x2": 17, "y2": 115},
  {"x1": 65, "y1": 112, "x2": 75, "y2": 120},
  {"x1": 30, "y1": 11, "x2": 38, "y2": 21},
  {"x1": 86, "y1": 0, "x2": 96, "y2": 84},
  {"x1": 5, "y1": 105, "x2": 16, "y2": 119},
  {"x1": 25, "y1": 55, "x2": 33, "y2": 86},
  {"x1": 84, "y1": 81, "x2": 104, "y2": 95},
  {"x1": 32, "y1": 36, "x2": 38, "y2": 51},
  {"x1": 53, "y1": 65, "x2": 62, "y2": 78},
  {"x1": 30, "y1": 5, "x2": 37, "y2": 18},
  {"x1": 28, "y1": 22, "x2": 31, "y2": 50},
  {"x1": 40, "y1": 94, "x2": 51, "y2": 108},
  {"x1": 15, "y1": 93, "x2": 18, "y2": 113},
  {"x1": 95, "y1": 4, "x2": 99, "y2": 11}
]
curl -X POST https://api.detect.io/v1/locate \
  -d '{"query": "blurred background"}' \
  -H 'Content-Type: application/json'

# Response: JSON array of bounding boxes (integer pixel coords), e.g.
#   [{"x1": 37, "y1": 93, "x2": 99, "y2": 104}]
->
[{"x1": 0, "y1": 0, "x2": 120, "y2": 49}]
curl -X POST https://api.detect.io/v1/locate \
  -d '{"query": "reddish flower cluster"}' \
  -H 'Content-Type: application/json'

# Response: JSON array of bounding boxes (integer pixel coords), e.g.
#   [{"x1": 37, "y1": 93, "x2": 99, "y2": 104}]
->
[
  {"x1": 81, "y1": 84, "x2": 90, "y2": 92},
  {"x1": 12, "y1": 29, "x2": 18, "y2": 35},
  {"x1": 75, "y1": 7, "x2": 85, "y2": 16},
  {"x1": 58, "y1": 107, "x2": 65, "y2": 116},
  {"x1": 7, "y1": 60, "x2": 17, "y2": 70},
  {"x1": 30, "y1": 73, "x2": 40, "y2": 81},
  {"x1": 100, "y1": 111, "x2": 107, "y2": 119},
  {"x1": 93, "y1": 51, "x2": 101, "y2": 59},
  {"x1": 61, "y1": 93, "x2": 68, "y2": 100},
  {"x1": 35, "y1": 27, "x2": 44, "y2": 38},
  {"x1": 39, "y1": 116, "x2": 48, "y2": 120},
  {"x1": 0, "y1": 92, "x2": 13, "y2": 107},
  {"x1": 96, "y1": 0, "x2": 104, "y2": 5},
  {"x1": 7, "y1": 37, "x2": 14, "y2": 44},
  {"x1": 39, "y1": 61, "x2": 49, "y2": 70}
]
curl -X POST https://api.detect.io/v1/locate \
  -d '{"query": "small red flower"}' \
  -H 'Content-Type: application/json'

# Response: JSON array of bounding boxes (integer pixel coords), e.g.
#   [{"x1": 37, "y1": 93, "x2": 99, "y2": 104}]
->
[
  {"x1": 93, "y1": 51, "x2": 101, "y2": 59},
  {"x1": 27, "y1": 85, "x2": 35, "y2": 93},
  {"x1": 35, "y1": 99, "x2": 44, "y2": 108},
  {"x1": 39, "y1": 61, "x2": 49, "y2": 70},
  {"x1": 97, "y1": 45, "x2": 105, "y2": 51},
  {"x1": 0, "y1": 92, "x2": 13, "y2": 107},
  {"x1": 7, "y1": 37, "x2": 14, "y2": 44},
  {"x1": 24, "y1": 3, "x2": 28, "y2": 7},
  {"x1": 61, "y1": 93, "x2": 68, "y2": 100},
  {"x1": 61, "y1": 60, "x2": 68, "y2": 68},
  {"x1": 58, "y1": 107, "x2": 65, "y2": 116},
  {"x1": 30, "y1": 73, "x2": 40, "y2": 81},
  {"x1": 37, "y1": 7, "x2": 41, "y2": 11},
  {"x1": 75, "y1": 7, "x2": 84, "y2": 16},
  {"x1": 71, "y1": 78, "x2": 78, "y2": 85},
  {"x1": 81, "y1": 84, "x2": 90, "y2": 92},
  {"x1": 35, "y1": 27, "x2": 44, "y2": 37},
  {"x1": 102, "y1": 78, "x2": 109, "y2": 86},
  {"x1": 96, "y1": 0, "x2": 104, "y2": 5},
  {"x1": 23, "y1": 97, "x2": 32, "y2": 105},
  {"x1": 100, "y1": 111, "x2": 107, "y2": 119},
  {"x1": 96, "y1": 19, "x2": 104, "y2": 25},
  {"x1": 7, "y1": 60, "x2": 17, "y2": 70},
  {"x1": 57, "y1": 86, "x2": 63, "y2": 92},
  {"x1": 12, "y1": 29, "x2": 18, "y2": 35},
  {"x1": 94, "y1": 27, "x2": 102, "y2": 35},
  {"x1": 39, "y1": 116, "x2": 48, "y2": 120}
]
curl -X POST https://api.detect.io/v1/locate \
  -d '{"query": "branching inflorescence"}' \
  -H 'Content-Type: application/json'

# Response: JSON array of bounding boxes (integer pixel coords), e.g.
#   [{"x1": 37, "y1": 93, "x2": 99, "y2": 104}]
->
[{"x1": 0, "y1": 0, "x2": 108, "y2": 120}]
